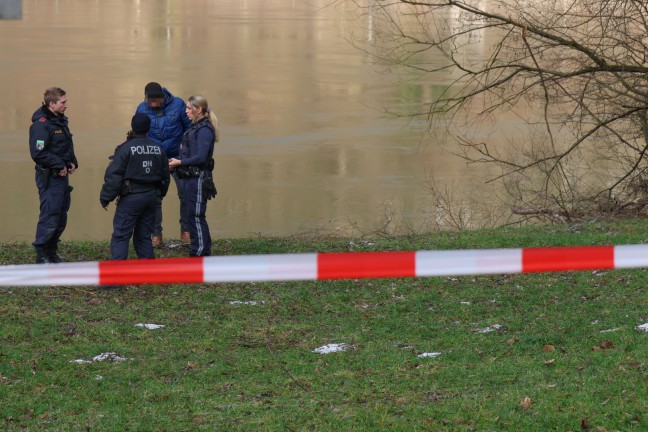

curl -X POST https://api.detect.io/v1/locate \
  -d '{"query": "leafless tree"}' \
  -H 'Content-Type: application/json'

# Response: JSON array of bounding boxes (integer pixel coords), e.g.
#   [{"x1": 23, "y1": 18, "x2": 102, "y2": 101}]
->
[{"x1": 347, "y1": 0, "x2": 648, "y2": 221}]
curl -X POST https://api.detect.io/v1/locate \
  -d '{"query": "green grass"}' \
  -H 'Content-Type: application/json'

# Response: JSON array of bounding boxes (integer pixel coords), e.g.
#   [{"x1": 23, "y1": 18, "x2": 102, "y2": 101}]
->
[{"x1": 1, "y1": 219, "x2": 647, "y2": 431}]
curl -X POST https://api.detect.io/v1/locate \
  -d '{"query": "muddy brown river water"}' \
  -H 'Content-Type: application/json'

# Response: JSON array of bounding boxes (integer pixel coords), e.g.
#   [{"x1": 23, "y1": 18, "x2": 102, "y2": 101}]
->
[{"x1": 0, "y1": 0, "x2": 491, "y2": 243}]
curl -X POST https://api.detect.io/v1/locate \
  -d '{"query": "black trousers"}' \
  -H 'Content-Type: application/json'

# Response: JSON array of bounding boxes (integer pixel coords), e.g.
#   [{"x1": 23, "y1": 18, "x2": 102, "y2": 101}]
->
[
  {"x1": 33, "y1": 170, "x2": 70, "y2": 249},
  {"x1": 110, "y1": 190, "x2": 157, "y2": 260},
  {"x1": 182, "y1": 176, "x2": 212, "y2": 256}
]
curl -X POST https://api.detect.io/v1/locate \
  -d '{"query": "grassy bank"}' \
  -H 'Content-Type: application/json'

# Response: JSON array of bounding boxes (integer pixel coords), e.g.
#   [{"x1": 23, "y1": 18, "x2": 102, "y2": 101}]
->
[{"x1": 1, "y1": 219, "x2": 647, "y2": 431}]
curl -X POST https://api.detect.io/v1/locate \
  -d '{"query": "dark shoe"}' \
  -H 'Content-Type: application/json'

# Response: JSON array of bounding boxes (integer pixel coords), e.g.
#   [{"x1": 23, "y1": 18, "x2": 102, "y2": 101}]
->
[
  {"x1": 47, "y1": 249, "x2": 65, "y2": 263},
  {"x1": 35, "y1": 248, "x2": 52, "y2": 264}
]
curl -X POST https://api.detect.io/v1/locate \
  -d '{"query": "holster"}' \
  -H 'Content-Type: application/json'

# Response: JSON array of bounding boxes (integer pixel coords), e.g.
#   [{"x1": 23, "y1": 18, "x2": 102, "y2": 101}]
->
[
  {"x1": 121, "y1": 180, "x2": 132, "y2": 197},
  {"x1": 202, "y1": 173, "x2": 217, "y2": 200}
]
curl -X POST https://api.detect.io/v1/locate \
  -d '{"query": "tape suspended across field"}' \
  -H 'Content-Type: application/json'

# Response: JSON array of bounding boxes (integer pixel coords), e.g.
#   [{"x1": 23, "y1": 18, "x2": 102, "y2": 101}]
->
[{"x1": 2, "y1": 244, "x2": 648, "y2": 287}]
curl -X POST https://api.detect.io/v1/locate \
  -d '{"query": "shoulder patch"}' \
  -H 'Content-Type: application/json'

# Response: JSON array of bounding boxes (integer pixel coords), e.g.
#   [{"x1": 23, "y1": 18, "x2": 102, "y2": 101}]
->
[
  {"x1": 39, "y1": 117, "x2": 46, "y2": 123},
  {"x1": 36, "y1": 140, "x2": 45, "y2": 151}
]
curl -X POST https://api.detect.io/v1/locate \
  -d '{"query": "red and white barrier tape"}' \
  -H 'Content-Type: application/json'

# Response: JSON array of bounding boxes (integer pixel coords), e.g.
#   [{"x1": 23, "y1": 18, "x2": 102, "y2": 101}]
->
[{"x1": 1, "y1": 244, "x2": 647, "y2": 287}]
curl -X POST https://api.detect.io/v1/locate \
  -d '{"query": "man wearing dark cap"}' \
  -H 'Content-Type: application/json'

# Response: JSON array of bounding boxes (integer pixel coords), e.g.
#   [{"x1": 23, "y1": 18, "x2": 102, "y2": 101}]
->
[
  {"x1": 135, "y1": 82, "x2": 190, "y2": 248},
  {"x1": 100, "y1": 113, "x2": 170, "y2": 260}
]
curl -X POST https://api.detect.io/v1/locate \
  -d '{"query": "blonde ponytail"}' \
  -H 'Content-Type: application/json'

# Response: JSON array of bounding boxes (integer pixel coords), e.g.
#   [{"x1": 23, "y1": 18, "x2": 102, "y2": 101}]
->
[{"x1": 188, "y1": 95, "x2": 220, "y2": 142}]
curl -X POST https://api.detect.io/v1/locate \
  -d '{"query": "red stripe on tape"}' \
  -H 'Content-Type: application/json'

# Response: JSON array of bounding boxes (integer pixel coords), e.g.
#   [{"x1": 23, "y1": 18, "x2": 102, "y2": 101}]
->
[
  {"x1": 317, "y1": 251, "x2": 416, "y2": 280},
  {"x1": 522, "y1": 246, "x2": 614, "y2": 273},
  {"x1": 99, "y1": 257, "x2": 204, "y2": 285}
]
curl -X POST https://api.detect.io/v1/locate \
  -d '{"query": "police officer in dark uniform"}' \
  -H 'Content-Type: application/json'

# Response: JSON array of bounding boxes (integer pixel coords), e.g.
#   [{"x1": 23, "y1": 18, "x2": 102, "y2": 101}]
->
[
  {"x1": 29, "y1": 87, "x2": 78, "y2": 264},
  {"x1": 100, "y1": 113, "x2": 170, "y2": 260},
  {"x1": 169, "y1": 95, "x2": 219, "y2": 257}
]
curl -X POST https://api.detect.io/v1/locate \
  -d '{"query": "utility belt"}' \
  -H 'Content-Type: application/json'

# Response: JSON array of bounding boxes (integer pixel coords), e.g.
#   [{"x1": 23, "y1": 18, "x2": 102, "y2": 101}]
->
[
  {"x1": 120, "y1": 180, "x2": 160, "y2": 196},
  {"x1": 175, "y1": 158, "x2": 214, "y2": 179},
  {"x1": 175, "y1": 165, "x2": 204, "y2": 179},
  {"x1": 35, "y1": 165, "x2": 61, "y2": 176},
  {"x1": 175, "y1": 166, "x2": 217, "y2": 199}
]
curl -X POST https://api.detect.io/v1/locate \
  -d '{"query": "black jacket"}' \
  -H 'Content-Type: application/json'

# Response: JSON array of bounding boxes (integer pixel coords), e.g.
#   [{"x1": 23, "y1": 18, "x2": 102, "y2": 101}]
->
[
  {"x1": 179, "y1": 117, "x2": 215, "y2": 168},
  {"x1": 100, "y1": 134, "x2": 170, "y2": 205},
  {"x1": 29, "y1": 105, "x2": 78, "y2": 170}
]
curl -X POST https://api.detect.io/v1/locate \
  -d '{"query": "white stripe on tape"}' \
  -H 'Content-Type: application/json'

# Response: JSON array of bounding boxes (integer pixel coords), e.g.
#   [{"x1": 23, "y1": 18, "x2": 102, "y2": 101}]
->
[
  {"x1": 203, "y1": 254, "x2": 318, "y2": 282},
  {"x1": 0, "y1": 262, "x2": 99, "y2": 286},
  {"x1": 416, "y1": 249, "x2": 522, "y2": 276}
]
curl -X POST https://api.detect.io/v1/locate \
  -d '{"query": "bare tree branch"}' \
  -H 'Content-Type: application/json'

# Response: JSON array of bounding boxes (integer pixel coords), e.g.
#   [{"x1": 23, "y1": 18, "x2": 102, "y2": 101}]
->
[{"x1": 348, "y1": 0, "x2": 648, "y2": 219}]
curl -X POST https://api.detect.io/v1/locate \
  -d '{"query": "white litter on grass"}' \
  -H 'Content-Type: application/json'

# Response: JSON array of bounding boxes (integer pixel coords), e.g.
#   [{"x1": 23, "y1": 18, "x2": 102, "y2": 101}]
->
[
  {"x1": 229, "y1": 300, "x2": 266, "y2": 306},
  {"x1": 636, "y1": 322, "x2": 648, "y2": 332},
  {"x1": 417, "y1": 352, "x2": 442, "y2": 358},
  {"x1": 600, "y1": 327, "x2": 622, "y2": 333},
  {"x1": 460, "y1": 301, "x2": 471, "y2": 305},
  {"x1": 70, "y1": 352, "x2": 131, "y2": 364},
  {"x1": 135, "y1": 323, "x2": 165, "y2": 330},
  {"x1": 474, "y1": 324, "x2": 502, "y2": 334},
  {"x1": 312, "y1": 343, "x2": 349, "y2": 354}
]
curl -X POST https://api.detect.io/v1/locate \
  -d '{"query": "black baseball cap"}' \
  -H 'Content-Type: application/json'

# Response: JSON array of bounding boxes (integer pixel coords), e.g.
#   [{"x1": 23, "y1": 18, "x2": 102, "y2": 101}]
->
[{"x1": 145, "y1": 82, "x2": 164, "y2": 99}]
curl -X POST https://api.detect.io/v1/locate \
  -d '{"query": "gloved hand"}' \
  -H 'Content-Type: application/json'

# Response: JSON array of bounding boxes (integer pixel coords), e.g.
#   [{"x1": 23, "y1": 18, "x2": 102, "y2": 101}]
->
[{"x1": 100, "y1": 199, "x2": 109, "y2": 210}]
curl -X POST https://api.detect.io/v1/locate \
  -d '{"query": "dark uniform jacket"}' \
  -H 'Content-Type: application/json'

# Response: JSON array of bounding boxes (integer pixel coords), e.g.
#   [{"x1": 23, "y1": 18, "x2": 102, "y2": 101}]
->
[
  {"x1": 180, "y1": 117, "x2": 216, "y2": 168},
  {"x1": 135, "y1": 87, "x2": 190, "y2": 159},
  {"x1": 100, "y1": 134, "x2": 170, "y2": 206},
  {"x1": 29, "y1": 106, "x2": 78, "y2": 171}
]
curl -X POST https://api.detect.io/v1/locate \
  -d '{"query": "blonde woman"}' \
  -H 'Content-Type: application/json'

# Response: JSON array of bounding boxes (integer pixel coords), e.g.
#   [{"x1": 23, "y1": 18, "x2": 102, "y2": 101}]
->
[{"x1": 168, "y1": 95, "x2": 219, "y2": 256}]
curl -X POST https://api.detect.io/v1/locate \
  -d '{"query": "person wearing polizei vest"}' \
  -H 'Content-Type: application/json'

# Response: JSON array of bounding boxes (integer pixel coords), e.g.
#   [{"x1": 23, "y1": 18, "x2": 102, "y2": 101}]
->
[
  {"x1": 136, "y1": 82, "x2": 191, "y2": 248},
  {"x1": 29, "y1": 87, "x2": 78, "y2": 264},
  {"x1": 100, "y1": 113, "x2": 170, "y2": 260},
  {"x1": 169, "y1": 95, "x2": 219, "y2": 257}
]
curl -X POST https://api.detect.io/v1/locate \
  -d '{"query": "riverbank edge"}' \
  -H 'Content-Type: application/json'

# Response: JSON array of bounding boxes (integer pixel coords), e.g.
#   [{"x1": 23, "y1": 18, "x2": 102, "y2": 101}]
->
[{"x1": 2, "y1": 217, "x2": 647, "y2": 266}]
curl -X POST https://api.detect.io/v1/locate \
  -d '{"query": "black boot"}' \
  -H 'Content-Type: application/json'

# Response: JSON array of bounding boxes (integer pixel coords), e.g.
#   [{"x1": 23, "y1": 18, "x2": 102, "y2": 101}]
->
[
  {"x1": 47, "y1": 245, "x2": 65, "y2": 263},
  {"x1": 35, "y1": 247, "x2": 52, "y2": 264}
]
